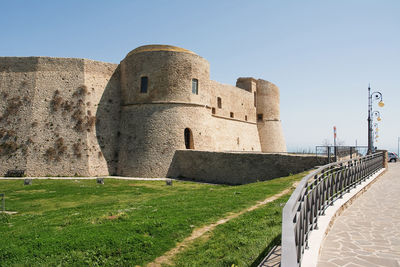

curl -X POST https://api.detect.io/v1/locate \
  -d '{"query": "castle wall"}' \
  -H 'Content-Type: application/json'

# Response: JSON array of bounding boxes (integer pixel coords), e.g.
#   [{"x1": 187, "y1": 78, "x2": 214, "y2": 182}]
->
[
  {"x1": 0, "y1": 45, "x2": 287, "y2": 180},
  {"x1": 256, "y1": 79, "x2": 287, "y2": 152},
  {"x1": 121, "y1": 50, "x2": 210, "y2": 106},
  {"x1": 168, "y1": 150, "x2": 327, "y2": 185},
  {"x1": 0, "y1": 57, "x2": 119, "y2": 177},
  {"x1": 210, "y1": 80, "x2": 257, "y2": 124},
  {"x1": 0, "y1": 57, "x2": 37, "y2": 174},
  {"x1": 27, "y1": 58, "x2": 89, "y2": 176},
  {"x1": 118, "y1": 104, "x2": 213, "y2": 177},
  {"x1": 117, "y1": 103, "x2": 261, "y2": 178},
  {"x1": 209, "y1": 116, "x2": 261, "y2": 152},
  {"x1": 84, "y1": 60, "x2": 120, "y2": 176}
]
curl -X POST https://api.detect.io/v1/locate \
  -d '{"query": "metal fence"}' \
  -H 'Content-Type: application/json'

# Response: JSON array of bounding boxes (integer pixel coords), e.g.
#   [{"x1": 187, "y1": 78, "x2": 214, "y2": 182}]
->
[
  {"x1": 315, "y1": 146, "x2": 369, "y2": 163},
  {"x1": 281, "y1": 152, "x2": 384, "y2": 267}
]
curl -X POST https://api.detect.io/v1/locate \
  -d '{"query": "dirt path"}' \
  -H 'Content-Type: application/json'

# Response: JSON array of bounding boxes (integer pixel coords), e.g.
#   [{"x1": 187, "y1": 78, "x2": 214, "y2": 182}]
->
[{"x1": 147, "y1": 182, "x2": 298, "y2": 267}]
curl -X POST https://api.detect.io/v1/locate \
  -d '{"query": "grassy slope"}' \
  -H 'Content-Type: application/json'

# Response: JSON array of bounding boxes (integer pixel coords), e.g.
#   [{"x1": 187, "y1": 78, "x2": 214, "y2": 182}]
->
[
  {"x1": 0, "y1": 173, "x2": 304, "y2": 266},
  {"x1": 170, "y1": 194, "x2": 290, "y2": 267}
]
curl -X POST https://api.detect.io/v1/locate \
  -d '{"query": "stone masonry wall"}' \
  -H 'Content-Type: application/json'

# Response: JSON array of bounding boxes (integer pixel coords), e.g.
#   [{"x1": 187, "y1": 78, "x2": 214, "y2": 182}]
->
[
  {"x1": 85, "y1": 60, "x2": 120, "y2": 176},
  {"x1": 0, "y1": 57, "x2": 36, "y2": 174},
  {"x1": 0, "y1": 57, "x2": 118, "y2": 177},
  {"x1": 168, "y1": 150, "x2": 327, "y2": 185}
]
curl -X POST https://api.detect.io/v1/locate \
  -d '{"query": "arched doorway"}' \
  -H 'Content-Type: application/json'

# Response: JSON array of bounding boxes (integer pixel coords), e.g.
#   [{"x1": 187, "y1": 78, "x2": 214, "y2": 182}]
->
[{"x1": 184, "y1": 128, "x2": 194, "y2": 149}]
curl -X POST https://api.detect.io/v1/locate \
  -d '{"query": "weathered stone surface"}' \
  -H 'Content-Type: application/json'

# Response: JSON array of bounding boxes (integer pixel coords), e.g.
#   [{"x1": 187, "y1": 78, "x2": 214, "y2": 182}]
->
[
  {"x1": 167, "y1": 150, "x2": 326, "y2": 185},
  {"x1": 0, "y1": 44, "x2": 289, "y2": 179}
]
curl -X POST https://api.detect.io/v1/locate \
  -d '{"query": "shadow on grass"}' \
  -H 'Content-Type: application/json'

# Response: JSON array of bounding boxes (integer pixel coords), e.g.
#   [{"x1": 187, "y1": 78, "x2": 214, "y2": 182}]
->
[{"x1": 251, "y1": 234, "x2": 281, "y2": 267}]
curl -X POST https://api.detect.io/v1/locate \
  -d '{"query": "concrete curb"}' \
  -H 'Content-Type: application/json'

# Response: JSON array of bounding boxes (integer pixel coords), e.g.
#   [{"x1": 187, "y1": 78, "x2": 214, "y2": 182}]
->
[{"x1": 301, "y1": 168, "x2": 387, "y2": 267}]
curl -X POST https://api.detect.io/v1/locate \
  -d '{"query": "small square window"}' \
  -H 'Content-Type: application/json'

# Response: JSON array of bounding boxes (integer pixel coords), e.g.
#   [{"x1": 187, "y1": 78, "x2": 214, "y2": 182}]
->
[
  {"x1": 230, "y1": 112, "x2": 234, "y2": 118},
  {"x1": 140, "y1": 76, "x2": 148, "y2": 93},
  {"x1": 212, "y1": 107, "x2": 216, "y2": 114},
  {"x1": 257, "y1": 114, "x2": 263, "y2": 121},
  {"x1": 192, "y1": 79, "x2": 198, "y2": 95},
  {"x1": 245, "y1": 115, "x2": 248, "y2": 121}
]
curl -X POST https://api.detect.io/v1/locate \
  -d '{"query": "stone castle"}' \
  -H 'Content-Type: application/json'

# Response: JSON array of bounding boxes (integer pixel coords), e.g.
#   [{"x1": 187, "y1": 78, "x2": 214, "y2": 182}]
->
[{"x1": 0, "y1": 45, "x2": 286, "y2": 178}]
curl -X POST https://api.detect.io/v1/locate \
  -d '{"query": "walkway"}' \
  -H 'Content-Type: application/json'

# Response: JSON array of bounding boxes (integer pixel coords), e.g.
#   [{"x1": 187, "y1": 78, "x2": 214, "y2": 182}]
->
[{"x1": 317, "y1": 163, "x2": 400, "y2": 267}]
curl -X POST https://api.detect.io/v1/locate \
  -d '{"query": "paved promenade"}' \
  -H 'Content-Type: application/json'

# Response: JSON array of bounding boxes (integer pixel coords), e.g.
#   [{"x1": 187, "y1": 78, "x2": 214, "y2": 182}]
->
[{"x1": 317, "y1": 163, "x2": 400, "y2": 267}]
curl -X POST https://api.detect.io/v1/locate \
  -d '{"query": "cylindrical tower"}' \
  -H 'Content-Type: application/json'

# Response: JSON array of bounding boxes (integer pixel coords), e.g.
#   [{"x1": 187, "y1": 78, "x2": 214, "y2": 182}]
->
[
  {"x1": 118, "y1": 45, "x2": 212, "y2": 177},
  {"x1": 256, "y1": 79, "x2": 287, "y2": 152}
]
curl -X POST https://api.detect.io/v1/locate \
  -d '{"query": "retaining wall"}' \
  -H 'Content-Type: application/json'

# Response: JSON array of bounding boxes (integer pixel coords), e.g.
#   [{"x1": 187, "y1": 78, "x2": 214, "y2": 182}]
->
[{"x1": 167, "y1": 150, "x2": 327, "y2": 185}]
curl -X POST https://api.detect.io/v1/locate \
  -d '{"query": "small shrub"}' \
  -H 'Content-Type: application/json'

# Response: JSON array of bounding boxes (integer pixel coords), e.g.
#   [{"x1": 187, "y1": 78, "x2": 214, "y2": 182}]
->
[
  {"x1": 86, "y1": 116, "x2": 96, "y2": 128},
  {"x1": 50, "y1": 92, "x2": 63, "y2": 112},
  {"x1": 72, "y1": 109, "x2": 83, "y2": 121},
  {"x1": 55, "y1": 138, "x2": 67, "y2": 155},
  {"x1": 75, "y1": 119, "x2": 84, "y2": 132},
  {"x1": 45, "y1": 147, "x2": 56, "y2": 161},
  {"x1": 73, "y1": 85, "x2": 88, "y2": 97},
  {"x1": 73, "y1": 143, "x2": 82, "y2": 158},
  {"x1": 2, "y1": 97, "x2": 22, "y2": 119},
  {"x1": 62, "y1": 101, "x2": 73, "y2": 112},
  {"x1": 0, "y1": 141, "x2": 19, "y2": 156}
]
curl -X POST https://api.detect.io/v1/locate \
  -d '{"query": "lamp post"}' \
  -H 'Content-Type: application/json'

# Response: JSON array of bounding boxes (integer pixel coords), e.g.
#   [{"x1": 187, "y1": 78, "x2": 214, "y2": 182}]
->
[
  {"x1": 398, "y1": 137, "x2": 399, "y2": 156},
  {"x1": 367, "y1": 85, "x2": 384, "y2": 154}
]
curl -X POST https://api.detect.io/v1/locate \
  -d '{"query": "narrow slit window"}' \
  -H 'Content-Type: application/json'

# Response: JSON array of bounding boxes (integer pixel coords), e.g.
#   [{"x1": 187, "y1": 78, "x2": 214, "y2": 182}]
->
[
  {"x1": 254, "y1": 92, "x2": 257, "y2": 107},
  {"x1": 140, "y1": 76, "x2": 148, "y2": 93},
  {"x1": 257, "y1": 114, "x2": 263, "y2": 122},
  {"x1": 230, "y1": 112, "x2": 234, "y2": 118},
  {"x1": 217, "y1": 97, "x2": 222, "y2": 108},
  {"x1": 212, "y1": 107, "x2": 216, "y2": 114},
  {"x1": 245, "y1": 115, "x2": 248, "y2": 121},
  {"x1": 192, "y1": 79, "x2": 198, "y2": 95}
]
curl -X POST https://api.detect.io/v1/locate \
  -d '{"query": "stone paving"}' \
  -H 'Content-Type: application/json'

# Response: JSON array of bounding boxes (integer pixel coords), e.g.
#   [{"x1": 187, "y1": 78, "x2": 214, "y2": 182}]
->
[{"x1": 317, "y1": 163, "x2": 400, "y2": 267}]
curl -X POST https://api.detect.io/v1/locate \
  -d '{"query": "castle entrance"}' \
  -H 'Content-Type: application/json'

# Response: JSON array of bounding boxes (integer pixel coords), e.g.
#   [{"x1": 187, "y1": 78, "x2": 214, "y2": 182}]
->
[{"x1": 184, "y1": 128, "x2": 194, "y2": 149}]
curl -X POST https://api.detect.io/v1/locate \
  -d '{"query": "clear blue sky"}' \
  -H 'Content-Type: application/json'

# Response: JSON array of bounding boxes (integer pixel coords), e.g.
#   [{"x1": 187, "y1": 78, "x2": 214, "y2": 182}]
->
[{"x1": 2, "y1": 0, "x2": 399, "y2": 152}]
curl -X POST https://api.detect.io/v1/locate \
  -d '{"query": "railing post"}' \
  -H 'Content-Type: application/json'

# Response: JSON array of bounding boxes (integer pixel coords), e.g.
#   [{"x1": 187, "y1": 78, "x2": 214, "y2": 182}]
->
[{"x1": 281, "y1": 152, "x2": 385, "y2": 267}]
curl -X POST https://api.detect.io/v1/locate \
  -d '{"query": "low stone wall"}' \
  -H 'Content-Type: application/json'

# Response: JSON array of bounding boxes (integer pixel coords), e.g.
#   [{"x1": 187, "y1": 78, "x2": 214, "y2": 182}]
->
[{"x1": 167, "y1": 150, "x2": 327, "y2": 185}]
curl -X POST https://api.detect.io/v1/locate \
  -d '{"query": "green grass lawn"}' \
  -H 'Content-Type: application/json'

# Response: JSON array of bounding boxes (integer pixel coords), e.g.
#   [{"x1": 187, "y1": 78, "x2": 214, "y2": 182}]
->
[
  {"x1": 170, "y1": 194, "x2": 289, "y2": 267},
  {"x1": 0, "y1": 173, "x2": 304, "y2": 266}
]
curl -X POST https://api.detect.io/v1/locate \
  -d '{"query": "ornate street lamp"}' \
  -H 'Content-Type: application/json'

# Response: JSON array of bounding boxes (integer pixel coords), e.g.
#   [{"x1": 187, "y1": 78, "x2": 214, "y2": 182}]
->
[{"x1": 368, "y1": 85, "x2": 384, "y2": 154}]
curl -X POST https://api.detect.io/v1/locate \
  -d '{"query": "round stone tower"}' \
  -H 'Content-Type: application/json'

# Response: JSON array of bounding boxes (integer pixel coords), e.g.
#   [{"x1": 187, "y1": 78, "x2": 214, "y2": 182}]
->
[
  {"x1": 256, "y1": 79, "x2": 287, "y2": 152},
  {"x1": 117, "y1": 45, "x2": 212, "y2": 177}
]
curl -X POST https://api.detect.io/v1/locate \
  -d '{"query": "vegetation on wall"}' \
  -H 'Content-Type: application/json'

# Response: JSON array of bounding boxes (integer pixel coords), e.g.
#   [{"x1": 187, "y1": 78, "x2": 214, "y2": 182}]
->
[
  {"x1": 50, "y1": 90, "x2": 63, "y2": 112},
  {"x1": 45, "y1": 137, "x2": 68, "y2": 162},
  {"x1": 0, "y1": 94, "x2": 25, "y2": 157},
  {"x1": 43, "y1": 85, "x2": 98, "y2": 162}
]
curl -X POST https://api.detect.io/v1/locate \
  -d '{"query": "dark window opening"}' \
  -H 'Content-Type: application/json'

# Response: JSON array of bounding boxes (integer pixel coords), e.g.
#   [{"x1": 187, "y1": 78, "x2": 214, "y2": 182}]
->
[
  {"x1": 230, "y1": 112, "x2": 234, "y2": 118},
  {"x1": 254, "y1": 92, "x2": 257, "y2": 107},
  {"x1": 184, "y1": 128, "x2": 194, "y2": 149},
  {"x1": 212, "y1": 107, "x2": 216, "y2": 114},
  {"x1": 217, "y1": 97, "x2": 222, "y2": 108},
  {"x1": 140, "y1": 76, "x2": 148, "y2": 93},
  {"x1": 257, "y1": 114, "x2": 263, "y2": 122},
  {"x1": 192, "y1": 79, "x2": 198, "y2": 95},
  {"x1": 245, "y1": 115, "x2": 248, "y2": 121}
]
